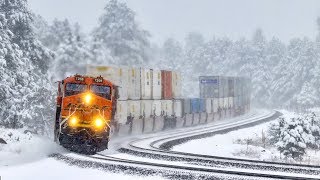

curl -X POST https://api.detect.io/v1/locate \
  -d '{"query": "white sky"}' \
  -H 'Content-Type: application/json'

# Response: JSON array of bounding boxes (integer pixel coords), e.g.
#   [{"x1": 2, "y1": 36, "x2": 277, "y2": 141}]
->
[{"x1": 28, "y1": 0, "x2": 320, "y2": 44}]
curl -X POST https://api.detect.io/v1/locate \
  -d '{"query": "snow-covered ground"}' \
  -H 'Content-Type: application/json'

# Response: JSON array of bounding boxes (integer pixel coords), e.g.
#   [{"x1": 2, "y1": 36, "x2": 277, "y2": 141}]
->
[
  {"x1": 1, "y1": 157, "x2": 161, "y2": 180},
  {"x1": 0, "y1": 128, "x2": 163, "y2": 180},
  {"x1": 173, "y1": 110, "x2": 320, "y2": 164},
  {"x1": 173, "y1": 114, "x2": 279, "y2": 161},
  {"x1": 0, "y1": 128, "x2": 64, "y2": 167}
]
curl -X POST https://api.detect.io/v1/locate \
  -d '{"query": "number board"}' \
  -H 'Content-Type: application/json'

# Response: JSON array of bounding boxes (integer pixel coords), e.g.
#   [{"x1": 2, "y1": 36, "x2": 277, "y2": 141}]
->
[
  {"x1": 94, "y1": 78, "x2": 103, "y2": 83},
  {"x1": 75, "y1": 76, "x2": 84, "y2": 81}
]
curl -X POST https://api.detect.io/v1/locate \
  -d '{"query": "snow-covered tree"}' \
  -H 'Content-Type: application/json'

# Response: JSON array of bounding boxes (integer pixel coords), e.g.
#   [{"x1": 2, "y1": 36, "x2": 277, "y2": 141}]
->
[
  {"x1": 161, "y1": 38, "x2": 183, "y2": 70},
  {"x1": 0, "y1": 0, "x2": 54, "y2": 135},
  {"x1": 305, "y1": 112, "x2": 320, "y2": 149},
  {"x1": 271, "y1": 115, "x2": 314, "y2": 160},
  {"x1": 50, "y1": 20, "x2": 92, "y2": 81},
  {"x1": 92, "y1": 0, "x2": 151, "y2": 66}
]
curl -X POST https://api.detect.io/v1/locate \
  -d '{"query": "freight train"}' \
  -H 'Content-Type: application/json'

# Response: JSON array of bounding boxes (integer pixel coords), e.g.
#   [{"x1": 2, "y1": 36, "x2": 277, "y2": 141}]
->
[{"x1": 54, "y1": 65, "x2": 251, "y2": 154}]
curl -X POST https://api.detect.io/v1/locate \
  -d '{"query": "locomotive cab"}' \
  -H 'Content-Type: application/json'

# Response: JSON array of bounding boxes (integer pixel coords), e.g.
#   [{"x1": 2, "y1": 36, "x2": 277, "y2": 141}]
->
[{"x1": 54, "y1": 75, "x2": 116, "y2": 154}]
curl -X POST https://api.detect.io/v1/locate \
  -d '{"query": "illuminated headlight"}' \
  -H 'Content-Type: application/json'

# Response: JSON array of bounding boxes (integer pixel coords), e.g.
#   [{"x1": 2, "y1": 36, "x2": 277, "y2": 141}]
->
[
  {"x1": 84, "y1": 93, "x2": 92, "y2": 104},
  {"x1": 94, "y1": 118, "x2": 104, "y2": 128},
  {"x1": 69, "y1": 117, "x2": 78, "y2": 127}
]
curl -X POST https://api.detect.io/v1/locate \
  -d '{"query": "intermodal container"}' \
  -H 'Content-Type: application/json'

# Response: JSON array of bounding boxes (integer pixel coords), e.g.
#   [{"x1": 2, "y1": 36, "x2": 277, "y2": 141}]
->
[
  {"x1": 190, "y1": 98, "x2": 201, "y2": 113},
  {"x1": 228, "y1": 97, "x2": 234, "y2": 108},
  {"x1": 172, "y1": 71, "x2": 182, "y2": 99},
  {"x1": 183, "y1": 98, "x2": 191, "y2": 114},
  {"x1": 86, "y1": 65, "x2": 128, "y2": 100},
  {"x1": 151, "y1": 69, "x2": 162, "y2": 100},
  {"x1": 199, "y1": 76, "x2": 219, "y2": 98},
  {"x1": 141, "y1": 68, "x2": 152, "y2": 99},
  {"x1": 161, "y1": 70, "x2": 173, "y2": 99},
  {"x1": 228, "y1": 77, "x2": 234, "y2": 97},
  {"x1": 115, "y1": 100, "x2": 128, "y2": 124},
  {"x1": 140, "y1": 100, "x2": 153, "y2": 118},
  {"x1": 205, "y1": 98, "x2": 212, "y2": 113},
  {"x1": 219, "y1": 98, "x2": 224, "y2": 109},
  {"x1": 127, "y1": 100, "x2": 140, "y2": 119},
  {"x1": 161, "y1": 100, "x2": 173, "y2": 116},
  {"x1": 152, "y1": 100, "x2": 162, "y2": 116},
  {"x1": 128, "y1": 68, "x2": 141, "y2": 100},
  {"x1": 173, "y1": 100, "x2": 183, "y2": 117},
  {"x1": 213, "y1": 98, "x2": 219, "y2": 112},
  {"x1": 200, "y1": 99, "x2": 206, "y2": 112},
  {"x1": 224, "y1": 97, "x2": 229, "y2": 108}
]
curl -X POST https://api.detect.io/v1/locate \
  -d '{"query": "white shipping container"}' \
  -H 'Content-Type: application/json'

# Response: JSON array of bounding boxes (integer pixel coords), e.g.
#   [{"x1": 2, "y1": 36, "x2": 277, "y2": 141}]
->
[
  {"x1": 229, "y1": 97, "x2": 234, "y2": 108},
  {"x1": 115, "y1": 100, "x2": 128, "y2": 124},
  {"x1": 172, "y1": 71, "x2": 182, "y2": 98},
  {"x1": 152, "y1": 100, "x2": 162, "y2": 116},
  {"x1": 140, "y1": 100, "x2": 153, "y2": 118},
  {"x1": 161, "y1": 100, "x2": 173, "y2": 116},
  {"x1": 86, "y1": 65, "x2": 128, "y2": 100},
  {"x1": 213, "y1": 98, "x2": 219, "y2": 112},
  {"x1": 219, "y1": 98, "x2": 224, "y2": 109},
  {"x1": 141, "y1": 68, "x2": 152, "y2": 99},
  {"x1": 173, "y1": 100, "x2": 183, "y2": 117},
  {"x1": 151, "y1": 69, "x2": 162, "y2": 100},
  {"x1": 117, "y1": 67, "x2": 128, "y2": 100},
  {"x1": 205, "y1": 98, "x2": 212, "y2": 113},
  {"x1": 128, "y1": 68, "x2": 141, "y2": 100},
  {"x1": 224, "y1": 97, "x2": 229, "y2": 108},
  {"x1": 127, "y1": 100, "x2": 141, "y2": 119}
]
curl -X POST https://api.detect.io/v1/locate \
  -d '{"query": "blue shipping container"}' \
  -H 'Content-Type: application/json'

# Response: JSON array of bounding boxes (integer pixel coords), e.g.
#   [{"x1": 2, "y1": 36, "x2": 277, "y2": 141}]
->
[
  {"x1": 200, "y1": 99, "x2": 206, "y2": 112},
  {"x1": 191, "y1": 98, "x2": 201, "y2": 113}
]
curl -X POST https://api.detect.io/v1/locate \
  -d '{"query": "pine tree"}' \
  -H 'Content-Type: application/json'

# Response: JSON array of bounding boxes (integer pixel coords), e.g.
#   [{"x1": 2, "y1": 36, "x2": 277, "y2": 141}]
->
[
  {"x1": 51, "y1": 23, "x2": 92, "y2": 81},
  {"x1": 275, "y1": 116, "x2": 309, "y2": 160},
  {"x1": 93, "y1": 0, "x2": 150, "y2": 66},
  {"x1": 161, "y1": 38, "x2": 183, "y2": 70},
  {"x1": 0, "y1": 0, "x2": 54, "y2": 135}
]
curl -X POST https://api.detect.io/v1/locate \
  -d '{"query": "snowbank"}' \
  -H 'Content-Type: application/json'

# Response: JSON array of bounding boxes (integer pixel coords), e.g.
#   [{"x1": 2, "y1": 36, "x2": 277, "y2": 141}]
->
[{"x1": 0, "y1": 127, "x2": 64, "y2": 167}]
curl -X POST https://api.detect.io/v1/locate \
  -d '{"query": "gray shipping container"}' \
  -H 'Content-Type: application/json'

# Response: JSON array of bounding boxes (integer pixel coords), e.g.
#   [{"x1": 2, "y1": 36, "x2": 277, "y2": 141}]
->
[
  {"x1": 183, "y1": 98, "x2": 191, "y2": 114},
  {"x1": 228, "y1": 77, "x2": 234, "y2": 97},
  {"x1": 199, "y1": 76, "x2": 219, "y2": 98}
]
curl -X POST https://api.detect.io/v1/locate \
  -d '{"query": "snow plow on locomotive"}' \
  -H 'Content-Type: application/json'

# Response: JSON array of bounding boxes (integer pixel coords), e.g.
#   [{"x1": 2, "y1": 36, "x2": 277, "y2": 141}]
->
[{"x1": 54, "y1": 75, "x2": 117, "y2": 154}]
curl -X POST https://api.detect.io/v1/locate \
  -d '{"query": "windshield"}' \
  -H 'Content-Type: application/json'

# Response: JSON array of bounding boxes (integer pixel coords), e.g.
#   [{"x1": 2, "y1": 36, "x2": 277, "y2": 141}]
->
[
  {"x1": 65, "y1": 83, "x2": 87, "y2": 96},
  {"x1": 91, "y1": 85, "x2": 111, "y2": 100}
]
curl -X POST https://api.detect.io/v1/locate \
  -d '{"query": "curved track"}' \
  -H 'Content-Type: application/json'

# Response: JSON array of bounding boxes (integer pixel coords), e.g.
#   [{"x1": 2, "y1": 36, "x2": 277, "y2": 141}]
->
[{"x1": 54, "y1": 110, "x2": 320, "y2": 179}]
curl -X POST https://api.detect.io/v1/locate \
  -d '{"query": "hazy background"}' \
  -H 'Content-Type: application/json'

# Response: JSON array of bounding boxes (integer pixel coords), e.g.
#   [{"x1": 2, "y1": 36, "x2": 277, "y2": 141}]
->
[{"x1": 28, "y1": 0, "x2": 320, "y2": 44}]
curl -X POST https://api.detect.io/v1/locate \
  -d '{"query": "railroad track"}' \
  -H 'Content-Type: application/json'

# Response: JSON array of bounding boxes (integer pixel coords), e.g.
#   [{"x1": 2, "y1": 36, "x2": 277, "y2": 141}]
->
[
  {"x1": 54, "y1": 110, "x2": 320, "y2": 179},
  {"x1": 114, "y1": 110, "x2": 320, "y2": 178}
]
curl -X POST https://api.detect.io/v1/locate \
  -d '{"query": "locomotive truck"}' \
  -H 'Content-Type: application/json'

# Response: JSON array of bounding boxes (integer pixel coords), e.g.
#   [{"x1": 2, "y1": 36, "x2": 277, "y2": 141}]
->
[{"x1": 54, "y1": 74, "x2": 117, "y2": 154}]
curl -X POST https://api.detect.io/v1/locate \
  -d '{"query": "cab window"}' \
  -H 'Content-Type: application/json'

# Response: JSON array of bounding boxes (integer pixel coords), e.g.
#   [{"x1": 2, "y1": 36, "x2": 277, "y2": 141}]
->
[
  {"x1": 90, "y1": 85, "x2": 111, "y2": 100},
  {"x1": 65, "y1": 83, "x2": 87, "y2": 97}
]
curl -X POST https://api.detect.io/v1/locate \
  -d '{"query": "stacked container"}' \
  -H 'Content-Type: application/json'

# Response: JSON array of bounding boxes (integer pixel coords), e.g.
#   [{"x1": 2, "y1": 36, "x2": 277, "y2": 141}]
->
[
  {"x1": 86, "y1": 65, "x2": 128, "y2": 100},
  {"x1": 152, "y1": 69, "x2": 162, "y2": 99},
  {"x1": 199, "y1": 76, "x2": 251, "y2": 114},
  {"x1": 141, "y1": 68, "x2": 152, "y2": 99},
  {"x1": 161, "y1": 100, "x2": 173, "y2": 116},
  {"x1": 172, "y1": 71, "x2": 182, "y2": 99},
  {"x1": 128, "y1": 68, "x2": 141, "y2": 100},
  {"x1": 161, "y1": 70, "x2": 173, "y2": 99}
]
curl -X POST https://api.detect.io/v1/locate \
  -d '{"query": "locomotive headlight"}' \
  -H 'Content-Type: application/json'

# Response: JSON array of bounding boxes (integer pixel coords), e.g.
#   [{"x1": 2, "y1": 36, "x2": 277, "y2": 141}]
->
[
  {"x1": 94, "y1": 118, "x2": 104, "y2": 128},
  {"x1": 69, "y1": 117, "x2": 78, "y2": 127},
  {"x1": 84, "y1": 93, "x2": 92, "y2": 104}
]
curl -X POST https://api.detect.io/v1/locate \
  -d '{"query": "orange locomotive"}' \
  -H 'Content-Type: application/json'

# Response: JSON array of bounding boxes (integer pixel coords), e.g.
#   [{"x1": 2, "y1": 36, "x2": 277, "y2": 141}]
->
[{"x1": 54, "y1": 75, "x2": 117, "y2": 154}]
